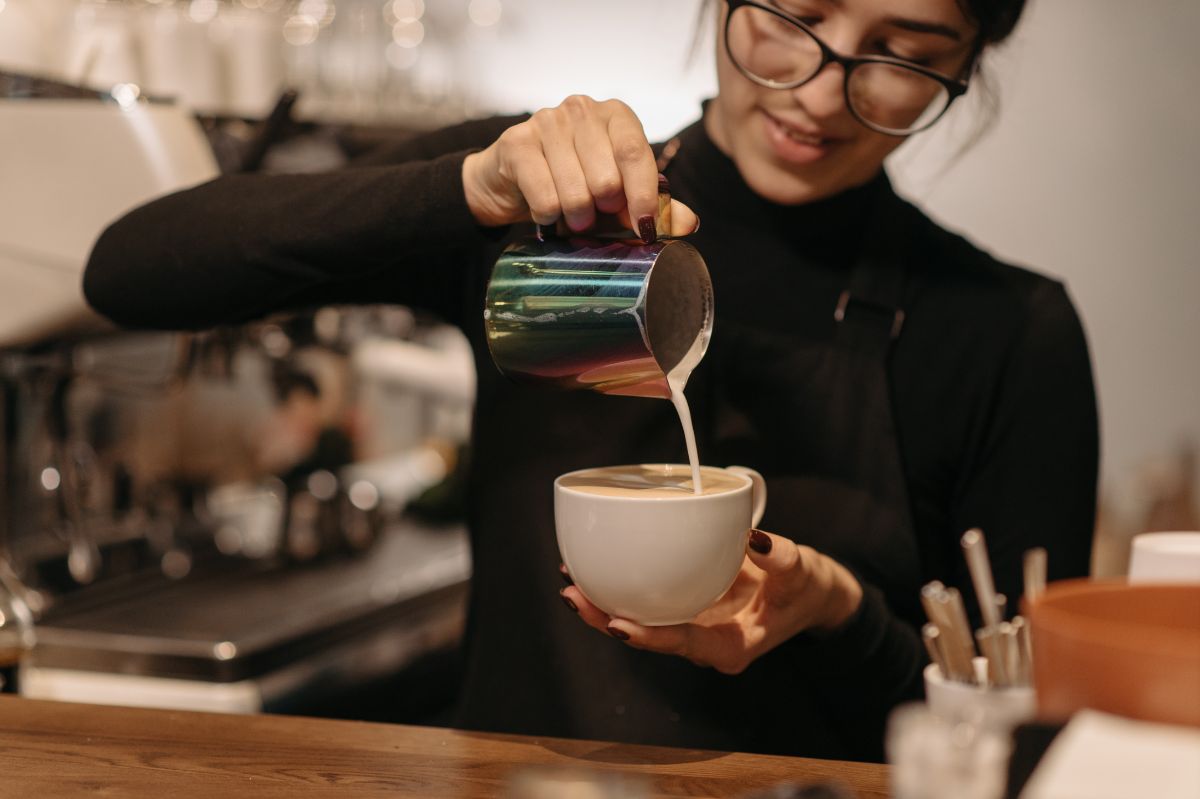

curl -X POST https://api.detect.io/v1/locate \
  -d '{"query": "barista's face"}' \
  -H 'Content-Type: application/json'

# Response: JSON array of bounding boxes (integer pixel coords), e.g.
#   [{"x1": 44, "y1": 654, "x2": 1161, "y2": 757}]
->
[{"x1": 707, "y1": 0, "x2": 978, "y2": 204}]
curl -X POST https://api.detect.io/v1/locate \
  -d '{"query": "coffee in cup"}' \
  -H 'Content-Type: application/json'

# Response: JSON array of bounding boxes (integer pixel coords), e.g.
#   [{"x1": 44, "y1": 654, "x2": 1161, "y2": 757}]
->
[
  {"x1": 557, "y1": 465, "x2": 745, "y2": 498},
  {"x1": 554, "y1": 463, "x2": 766, "y2": 625}
]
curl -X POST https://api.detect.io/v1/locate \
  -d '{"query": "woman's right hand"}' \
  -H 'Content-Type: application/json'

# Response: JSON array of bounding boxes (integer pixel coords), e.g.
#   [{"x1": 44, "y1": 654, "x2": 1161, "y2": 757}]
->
[{"x1": 462, "y1": 95, "x2": 699, "y2": 240}]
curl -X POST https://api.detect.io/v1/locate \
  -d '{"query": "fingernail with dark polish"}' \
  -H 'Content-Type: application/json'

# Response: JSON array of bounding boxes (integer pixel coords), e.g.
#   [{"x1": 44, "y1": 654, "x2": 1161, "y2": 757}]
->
[
  {"x1": 560, "y1": 566, "x2": 574, "y2": 586},
  {"x1": 749, "y1": 529, "x2": 772, "y2": 555},
  {"x1": 637, "y1": 215, "x2": 657, "y2": 244},
  {"x1": 657, "y1": 173, "x2": 671, "y2": 194},
  {"x1": 560, "y1": 590, "x2": 578, "y2": 613},
  {"x1": 607, "y1": 626, "x2": 630, "y2": 641}
]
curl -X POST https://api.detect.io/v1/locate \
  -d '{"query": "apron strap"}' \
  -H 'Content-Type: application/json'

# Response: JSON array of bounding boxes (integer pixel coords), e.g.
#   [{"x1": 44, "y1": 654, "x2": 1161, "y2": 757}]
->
[
  {"x1": 834, "y1": 187, "x2": 913, "y2": 356},
  {"x1": 654, "y1": 137, "x2": 682, "y2": 173}
]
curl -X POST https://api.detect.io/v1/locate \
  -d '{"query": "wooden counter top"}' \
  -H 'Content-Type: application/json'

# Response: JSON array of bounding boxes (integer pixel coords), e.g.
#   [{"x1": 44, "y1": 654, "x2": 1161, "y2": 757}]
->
[{"x1": 0, "y1": 696, "x2": 889, "y2": 798}]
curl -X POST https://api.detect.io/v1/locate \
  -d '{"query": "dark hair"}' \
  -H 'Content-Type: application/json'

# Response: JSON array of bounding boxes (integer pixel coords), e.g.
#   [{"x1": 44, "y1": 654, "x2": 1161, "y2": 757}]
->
[
  {"x1": 960, "y1": 0, "x2": 1027, "y2": 48},
  {"x1": 954, "y1": 0, "x2": 1027, "y2": 145}
]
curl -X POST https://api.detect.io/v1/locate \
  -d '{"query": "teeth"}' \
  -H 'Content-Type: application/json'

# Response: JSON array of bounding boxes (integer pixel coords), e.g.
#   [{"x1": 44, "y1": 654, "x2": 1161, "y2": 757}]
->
[
  {"x1": 785, "y1": 128, "x2": 821, "y2": 145},
  {"x1": 773, "y1": 116, "x2": 822, "y2": 145}
]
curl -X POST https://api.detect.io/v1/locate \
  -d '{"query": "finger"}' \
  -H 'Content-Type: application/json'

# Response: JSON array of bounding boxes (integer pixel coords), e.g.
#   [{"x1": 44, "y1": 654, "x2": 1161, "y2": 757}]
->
[
  {"x1": 606, "y1": 618, "x2": 721, "y2": 668},
  {"x1": 746, "y1": 529, "x2": 803, "y2": 576},
  {"x1": 559, "y1": 562, "x2": 573, "y2": 586},
  {"x1": 538, "y1": 118, "x2": 596, "y2": 233},
  {"x1": 667, "y1": 200, "x2": 700, "y2": 237},
  {"x1": 572, "y1": 112, "x2": 626, "y2": 216},
  {"x1": 561, "y1": 585, "x2": 612, "y2": 633},
  {"x1": 506, "y1": 135, "x2": 561, "y2": 226},
  {"x1": 508, "y1": 147, "x2": 559, "y2": 224},
  {"x1": 605, "y1": 107, "x2": 658, "y2": 240}
]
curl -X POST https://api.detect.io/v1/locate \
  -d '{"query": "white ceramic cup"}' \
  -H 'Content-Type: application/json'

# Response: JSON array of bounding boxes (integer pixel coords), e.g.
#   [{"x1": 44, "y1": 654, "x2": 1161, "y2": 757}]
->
[
  {"x1": 923, "y1": 661, "x2": 1036, "y2": 732},
  {"x1": 554, "y1": 464, "x2": 766, "y2": 626},
  {"x1": 1129, "y1": 531, "x2": 1200, "y2": 584}
]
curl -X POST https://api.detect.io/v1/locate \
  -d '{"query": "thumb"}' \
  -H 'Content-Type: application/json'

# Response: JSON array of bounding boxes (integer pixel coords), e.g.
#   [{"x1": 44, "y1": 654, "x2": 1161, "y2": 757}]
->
[
  {"x1": 615, "y1": 199, "x2": 700, "y2": 240},
  {"x1": 462, "y1": 148, "x2": 522, "y2": 228},
  {"x1": 746, "y1": 528, "x2": 803, "y2": 575},
  {"x1": 667, "y1": 200, "x2": 700, "y2": 237}
]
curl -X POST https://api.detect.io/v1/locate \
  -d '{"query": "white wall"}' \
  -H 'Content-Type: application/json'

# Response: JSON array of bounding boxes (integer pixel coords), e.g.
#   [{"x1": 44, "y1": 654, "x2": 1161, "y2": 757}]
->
[
  {"x1": 457, "y1": 0, "x2": 718, "y2": 139},
  {"x1": 889, "y1": 0, "x2": 1200, "y2": 517},
  {"x1": 466, "y1": 0, "x2": 1200, "y2": 518}
]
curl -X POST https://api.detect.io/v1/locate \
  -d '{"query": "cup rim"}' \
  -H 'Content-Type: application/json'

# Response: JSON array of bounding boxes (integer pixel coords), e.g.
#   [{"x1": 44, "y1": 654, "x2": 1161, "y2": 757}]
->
[
  {"x1": 922, "y1": 662, "x2": 1034, "y2": 697},
  {"x1": 554, "y1": 463, "x2": 751, "y2": 502},
  {"x1": 1132, "y1": 531, "x2": 1200, "y2": 553}
]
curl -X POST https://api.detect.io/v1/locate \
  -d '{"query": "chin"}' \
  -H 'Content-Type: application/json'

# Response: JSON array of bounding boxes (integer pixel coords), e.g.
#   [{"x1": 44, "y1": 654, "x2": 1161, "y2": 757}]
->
[{"x1": 738, "y1": 157, "x2": 840, "y2": 206}]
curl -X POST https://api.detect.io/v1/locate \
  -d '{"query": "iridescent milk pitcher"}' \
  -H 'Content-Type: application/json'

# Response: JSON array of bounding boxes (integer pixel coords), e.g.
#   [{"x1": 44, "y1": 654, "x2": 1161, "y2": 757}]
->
[{"x1": 484, "y1": 180, "x2": 713, "y2": 398}]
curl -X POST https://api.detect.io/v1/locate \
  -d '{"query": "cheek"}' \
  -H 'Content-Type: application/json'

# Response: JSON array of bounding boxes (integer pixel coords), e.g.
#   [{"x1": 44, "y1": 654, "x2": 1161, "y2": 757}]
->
[
  {"x1": 849, "y1": 133, "x2": 907, "y2": 173},
  {"x1": 711, "y1": 55, "x2": 768, "y2": 158},
  {"x1": 715, "y1": 52, "x2": 755, "y2": 116}
]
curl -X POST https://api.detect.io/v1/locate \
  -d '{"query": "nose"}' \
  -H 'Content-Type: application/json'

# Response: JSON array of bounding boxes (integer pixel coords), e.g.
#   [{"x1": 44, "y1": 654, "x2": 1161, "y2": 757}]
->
[{"x1": 789, "y1": 60, "x2": 849, "y2": 122}]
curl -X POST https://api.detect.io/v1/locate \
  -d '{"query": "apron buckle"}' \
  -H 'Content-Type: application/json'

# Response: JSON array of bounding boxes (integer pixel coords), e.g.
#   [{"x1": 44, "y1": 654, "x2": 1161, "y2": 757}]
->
[{"x1": 834, "y1": 290, "x2": 906, "y2": 339}]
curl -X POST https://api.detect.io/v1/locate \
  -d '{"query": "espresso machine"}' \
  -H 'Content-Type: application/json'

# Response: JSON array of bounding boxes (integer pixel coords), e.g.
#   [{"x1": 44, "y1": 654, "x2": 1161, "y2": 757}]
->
[{"x1": 0, "y1": 72, "x2": 475, "y2": 718}]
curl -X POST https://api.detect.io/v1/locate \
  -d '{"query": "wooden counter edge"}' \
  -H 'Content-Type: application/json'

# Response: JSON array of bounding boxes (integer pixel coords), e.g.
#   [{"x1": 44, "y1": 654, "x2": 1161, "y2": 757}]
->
[{"x1": 0, "y1": 695, "x2": 890, "y2": 798}]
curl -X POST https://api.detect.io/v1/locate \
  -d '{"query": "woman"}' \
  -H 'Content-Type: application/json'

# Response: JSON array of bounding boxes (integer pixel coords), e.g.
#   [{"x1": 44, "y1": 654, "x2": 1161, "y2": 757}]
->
[{"x1": 84, "y1": 0, "x2": 1097, "y2": 761}]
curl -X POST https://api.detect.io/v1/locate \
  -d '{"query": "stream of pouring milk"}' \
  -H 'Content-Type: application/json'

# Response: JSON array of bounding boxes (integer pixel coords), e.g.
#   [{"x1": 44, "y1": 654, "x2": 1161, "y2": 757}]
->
[{"x1": 666, "y1": 333, "x2": 707, "y2": 494}]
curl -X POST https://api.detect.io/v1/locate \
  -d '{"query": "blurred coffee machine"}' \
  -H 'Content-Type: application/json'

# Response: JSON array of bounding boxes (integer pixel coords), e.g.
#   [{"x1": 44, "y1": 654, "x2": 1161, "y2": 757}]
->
[{"x1": 0, "y1": 72, "x2": 475, "y2": 718}]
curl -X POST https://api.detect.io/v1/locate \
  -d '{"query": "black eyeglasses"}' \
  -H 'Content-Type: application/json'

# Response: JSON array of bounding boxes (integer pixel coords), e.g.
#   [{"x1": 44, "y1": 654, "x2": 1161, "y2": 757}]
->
[{"x1": 723, "y1": 0, "x2": 969, "y2": 136}]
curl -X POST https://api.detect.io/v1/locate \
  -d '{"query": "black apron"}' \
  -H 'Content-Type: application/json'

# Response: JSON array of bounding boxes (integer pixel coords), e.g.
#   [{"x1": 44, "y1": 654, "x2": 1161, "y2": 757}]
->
[{"x1": 710, "y1": 190, "x2": 924, "y2": 624}]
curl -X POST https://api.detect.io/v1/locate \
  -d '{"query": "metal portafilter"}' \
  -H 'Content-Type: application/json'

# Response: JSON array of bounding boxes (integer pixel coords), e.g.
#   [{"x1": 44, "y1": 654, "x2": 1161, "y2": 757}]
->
[
  {"x1": 0, "y1": 562, "x2": 37, "y2": 684},
  {"x1": 285, "y1": 470, "x2": 339, "y2": 562},
  {"x1": 283, "y1": 469, "x2": 386, "y2": 562}
]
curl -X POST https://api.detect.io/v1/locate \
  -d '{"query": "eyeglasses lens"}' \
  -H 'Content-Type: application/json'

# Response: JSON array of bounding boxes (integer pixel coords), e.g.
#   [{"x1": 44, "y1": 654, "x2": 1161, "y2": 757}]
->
[
  {"x1": 727, "y1": 4, "x2": 952, "y2": 135},
  {"x1": 847, "y1": 63, "x2": 951, "y2": 134}
]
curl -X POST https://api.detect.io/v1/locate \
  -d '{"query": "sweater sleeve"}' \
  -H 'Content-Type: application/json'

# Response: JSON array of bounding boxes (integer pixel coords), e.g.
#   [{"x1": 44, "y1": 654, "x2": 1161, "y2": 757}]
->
[
  {"x1": 949, "y1": 279, "x2": 1099, "y2": 617},
  {"x1": 82, "y1": 115, "x2": 526, "y2": 330},
  {"x1": 784, "y1": 575, "x2": 927, "y2": 761}
]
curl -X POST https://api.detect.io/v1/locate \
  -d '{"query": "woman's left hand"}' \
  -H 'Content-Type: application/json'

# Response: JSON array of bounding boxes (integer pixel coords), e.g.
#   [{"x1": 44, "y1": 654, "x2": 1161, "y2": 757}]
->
[{"x1": 560, "y1": 530, "x2": 864, "y2": 674}]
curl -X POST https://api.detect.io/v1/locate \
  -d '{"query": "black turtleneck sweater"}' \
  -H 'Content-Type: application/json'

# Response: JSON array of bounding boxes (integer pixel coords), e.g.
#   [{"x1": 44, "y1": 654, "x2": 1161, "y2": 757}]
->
[{"x1": 84, "y1": 114, "x2": 1098, "y2": 761}]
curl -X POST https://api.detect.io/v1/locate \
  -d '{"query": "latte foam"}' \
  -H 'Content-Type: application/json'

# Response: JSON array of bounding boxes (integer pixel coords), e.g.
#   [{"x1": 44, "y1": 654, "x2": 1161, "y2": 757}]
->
[{"x1": 559, "y1": 464, "x2": 744, "y2": 498}]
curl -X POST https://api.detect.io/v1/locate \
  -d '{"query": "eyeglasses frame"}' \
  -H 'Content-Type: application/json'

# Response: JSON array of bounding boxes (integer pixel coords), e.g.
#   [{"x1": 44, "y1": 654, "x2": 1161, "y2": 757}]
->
[{"x1": 722, "y1": 0, "x2": 971, "y2": 136}]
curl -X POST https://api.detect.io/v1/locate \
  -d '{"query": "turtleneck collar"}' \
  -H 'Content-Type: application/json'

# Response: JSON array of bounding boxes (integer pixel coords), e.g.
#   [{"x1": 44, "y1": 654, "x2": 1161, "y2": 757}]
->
[{"x1": 667, "y1": 105, "x2": 892, "y2": 249}]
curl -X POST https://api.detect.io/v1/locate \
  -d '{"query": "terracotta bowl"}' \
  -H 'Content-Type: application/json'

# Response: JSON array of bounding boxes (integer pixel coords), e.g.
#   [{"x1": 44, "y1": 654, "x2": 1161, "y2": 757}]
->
[{"x1": 1027, "y1": 579, "x2": 1200, "y2": 727}]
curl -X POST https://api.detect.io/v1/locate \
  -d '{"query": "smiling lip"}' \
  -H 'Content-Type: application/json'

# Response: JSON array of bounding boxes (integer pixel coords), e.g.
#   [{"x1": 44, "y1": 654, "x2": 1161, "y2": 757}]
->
[{"x1": 760, "y1": 109, "x2": 839, "y2": 164}]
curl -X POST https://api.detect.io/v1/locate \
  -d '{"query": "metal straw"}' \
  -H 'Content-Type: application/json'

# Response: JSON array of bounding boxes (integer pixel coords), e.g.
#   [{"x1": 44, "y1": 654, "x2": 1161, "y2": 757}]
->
[
  {"x1": 921, "y1": 582, "x2": 976, "y2": 683},
  {"x1": 962, "y1": 528, "x2": 1001, "y2": 630},
  {"x1": 998, "y1": 621, "x2": 1020, "y2": 687},
  {"x1": 976, "y1": 627, "x2": 1009, "y2": 687},
  {"x1": 994, "y1": 592, "x2": 1008, "y2": 623},
  {"x1": 1010, "y1": 616, "x2": 1033, "y2": 685},
  {"x1": 922, "y1": 623, "x2": 947, "y2": 678},
  {"x1": 1024, "y1": 547, "x2": 1047, "y2": 605},
  {"x1": 942, "y1": 587, "x2": 979, "y2": 680},
  {"x1": 918, "y1": 533, "x2": 1044, "y2": 689},
  {"x1": 920, "y1": 581, "x2": 948, "y2": 634}
]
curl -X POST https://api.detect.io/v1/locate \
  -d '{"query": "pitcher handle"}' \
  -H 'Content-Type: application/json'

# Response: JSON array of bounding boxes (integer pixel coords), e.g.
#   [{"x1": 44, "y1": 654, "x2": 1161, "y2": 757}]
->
[{"x1": 726, "y1": 465, "x2": 767, "y2": 528}]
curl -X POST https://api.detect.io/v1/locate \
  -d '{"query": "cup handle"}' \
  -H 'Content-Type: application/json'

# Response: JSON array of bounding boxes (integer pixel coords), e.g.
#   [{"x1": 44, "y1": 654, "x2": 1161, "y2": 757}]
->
[{"x1": 727, "y1": 466, "x2": 767, "y2": 528}]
